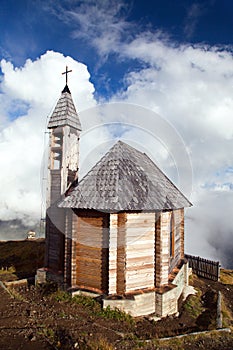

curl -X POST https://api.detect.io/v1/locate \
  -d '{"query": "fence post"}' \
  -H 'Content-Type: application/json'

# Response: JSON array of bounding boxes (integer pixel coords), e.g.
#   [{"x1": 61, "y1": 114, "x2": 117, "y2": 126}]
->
[
  {"x1": 197, "y1": 256, "x2": 200, "y2": 277},
  {"x1": 216, "y1": 291, "x2": 222, "y2": 329},
  {"x1": 217, "y1": 262, "x2": 220, "y2": 281}
]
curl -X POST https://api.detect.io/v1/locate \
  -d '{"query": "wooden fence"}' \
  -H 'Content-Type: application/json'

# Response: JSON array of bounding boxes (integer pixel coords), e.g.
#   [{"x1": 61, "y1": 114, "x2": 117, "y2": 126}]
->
[{"x1": 185, "y1": 254, "x2": 220, "y2": 281}]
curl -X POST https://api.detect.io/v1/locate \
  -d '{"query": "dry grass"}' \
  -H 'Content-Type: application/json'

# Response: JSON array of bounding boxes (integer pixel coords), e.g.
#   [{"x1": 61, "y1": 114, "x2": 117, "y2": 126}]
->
[
  {"x1": 220, "y1": 269, "x2": 233, "y2": 285},
  {"x1": 0, "y1": 239, "x2": 45, "y2": 279},
  {"x1": 221, "y1": 295, "x2": 232, "y2": 328},
  {"x1": 183, "y1": 287, "x2": 203, "y2": 319},
  {"x1": 0, "y1": 266, "x2": 17, "y2": 281},
  {"x1": 87, "y1": 337, "x2": 115, "y2": 350},
  {"x1": 152, "y1": 329, "x2": 233, "y2": 350}
]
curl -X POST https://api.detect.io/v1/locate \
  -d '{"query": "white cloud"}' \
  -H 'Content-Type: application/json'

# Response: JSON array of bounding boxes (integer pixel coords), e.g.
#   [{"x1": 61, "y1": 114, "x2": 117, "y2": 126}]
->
[
  {"x1": 116, "y1": 38, "x2": 233, "y2": 174},
  {"x1": 48, "y1": 0, "x2": 132, "y2": 60},
  {"x1": 1, "y1": 50, "x2": 95, "y2": 112},
  {"x1": 184, "y1": 2, "x2": 205, "y2": 38}
]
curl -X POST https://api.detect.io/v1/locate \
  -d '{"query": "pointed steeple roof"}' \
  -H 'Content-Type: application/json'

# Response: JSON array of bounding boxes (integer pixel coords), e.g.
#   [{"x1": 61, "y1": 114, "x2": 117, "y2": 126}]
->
[
  {"x1": 59, "y1": 141, "x2": 192, "y2": 211},
  {"x1": 48, "y1": 85, "x2": 82, "y2": 130},
  {"x1": 62, "y1": 84, "x2": 71, "y2": 94}
]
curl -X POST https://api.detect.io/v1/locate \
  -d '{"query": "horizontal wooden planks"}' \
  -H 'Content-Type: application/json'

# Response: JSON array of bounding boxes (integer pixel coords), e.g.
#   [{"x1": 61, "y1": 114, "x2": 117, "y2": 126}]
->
[
  {"x1": 75, "y1": 212, "x2": 109, "y2": 293},
  {"x1": 125, "y1": 212, "x2": 155, "y2": 292}
]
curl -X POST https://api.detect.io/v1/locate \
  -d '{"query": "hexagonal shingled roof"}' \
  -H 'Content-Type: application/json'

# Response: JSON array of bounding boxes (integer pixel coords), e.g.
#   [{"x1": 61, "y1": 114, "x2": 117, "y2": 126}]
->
[{"x1": 59, "y1": 141, "x2": 192, "y2": 211}]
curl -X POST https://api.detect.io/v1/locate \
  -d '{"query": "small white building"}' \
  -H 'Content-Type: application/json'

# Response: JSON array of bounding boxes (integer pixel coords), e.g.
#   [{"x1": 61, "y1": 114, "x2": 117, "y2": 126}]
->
[{"x1": 27, "y1": 230, "x2": 36, "y2": 240}]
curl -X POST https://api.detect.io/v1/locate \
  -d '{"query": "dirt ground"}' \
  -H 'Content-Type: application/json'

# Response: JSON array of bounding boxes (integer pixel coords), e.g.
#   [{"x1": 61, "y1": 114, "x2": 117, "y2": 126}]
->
[
  {"x1": 0, "y1": 240, "x2": 232, "y2": 349},
  {"x1": 0, "y1": 272, "x2": 233, "y2": 350}
]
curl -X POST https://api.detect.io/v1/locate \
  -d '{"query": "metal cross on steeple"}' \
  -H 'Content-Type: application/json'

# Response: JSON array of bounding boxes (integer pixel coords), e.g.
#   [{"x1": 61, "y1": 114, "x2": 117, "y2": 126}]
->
[{"x1": 62, "y1": 66, "x2": 72, "y2": 85}]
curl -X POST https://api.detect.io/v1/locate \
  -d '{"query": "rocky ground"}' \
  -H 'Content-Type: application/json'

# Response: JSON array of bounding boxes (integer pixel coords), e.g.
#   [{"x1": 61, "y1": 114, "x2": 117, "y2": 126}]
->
[
  {"x1": 0, "y1": 272, "x2": 232, "y2": 350},
  {"x1": 0, "y1": 240, "x2": 232, "y2": 349}
]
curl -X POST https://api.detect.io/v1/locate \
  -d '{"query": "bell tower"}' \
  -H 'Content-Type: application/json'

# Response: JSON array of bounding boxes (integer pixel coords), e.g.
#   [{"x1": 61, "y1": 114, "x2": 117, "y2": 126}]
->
[
  {"x1": 47, "y1": 67, "x2": 82, "y2": 205},
  {"x1": 45, "y1": 67, "x2": 81, "y2": 280}
]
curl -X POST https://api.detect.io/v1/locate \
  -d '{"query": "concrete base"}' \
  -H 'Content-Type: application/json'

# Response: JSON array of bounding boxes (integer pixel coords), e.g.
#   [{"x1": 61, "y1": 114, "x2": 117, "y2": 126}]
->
[
  {"x1": 103, "y1": 292, "x2": 155, "y2": 317},
  {"x1": 35, "y1": 268, "x2": 64, "y2": 285},
  {"x1": 4, "y1": 279, "x2": 28, "y2": 288},
  {"x1": 103, "y1": 261, "x2": 189, "y2": 318},
  {"x1": 182, "y1": 285, "x2": 197, "y2": 301},
  {"x1": 71, "y1": 289, "x2": 100, "y2": 298}
]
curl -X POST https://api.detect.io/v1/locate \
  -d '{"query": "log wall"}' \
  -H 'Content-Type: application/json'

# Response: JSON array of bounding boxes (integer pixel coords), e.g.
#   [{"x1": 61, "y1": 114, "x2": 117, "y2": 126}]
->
[
  {"x1": 109, "y1": 214, "x2": 118, "y2": 294},
  {"x1": 169, "y1": 209, "x2": 184, "y2": 273},
  {"x1": 64, "y1": 210, "x2": 72, "y2": 286},
  {"x1": 180, "y1": 209, "x2": 184, "y2": 259},
  {"x1": 116, "y1": 213, "x2": 127, "y2": 294},
  {"x1": 50, "y1": 170, "x2": 61, "y2": 205},
  {"x1": 125, "y1": 212, "x2": 155, "y2": 292},
  {"x1": 71, "y1": 213, "x2": 78, "y2": 286},
  {"x1": 69, "y1": 208, "x2": 185, "y2": 294},
  {"x1": 155, "y1": 212, "x2": 162, "y2": 287},
  {"x1": 73, "y1": 210, "x2": 109, "y2": 293},
  {"x1": 159, "y1": 211, "x2": 170, "y2": 285},
  {"x1": 45, "y1": 206, "x2": 65, "y2": 274}
]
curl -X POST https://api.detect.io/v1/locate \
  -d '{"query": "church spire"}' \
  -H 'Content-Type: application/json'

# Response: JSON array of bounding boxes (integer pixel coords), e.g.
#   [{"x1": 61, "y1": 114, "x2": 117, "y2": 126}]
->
[{"x1": 47, "y1": 66, "x2": 81, "y2": 130}]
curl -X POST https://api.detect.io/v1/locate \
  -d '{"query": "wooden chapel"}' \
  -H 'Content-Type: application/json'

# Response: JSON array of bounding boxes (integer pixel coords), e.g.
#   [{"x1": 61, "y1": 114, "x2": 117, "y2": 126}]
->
[{"x1": 41, "y1": 71, "x2": 192, "y2": 317}]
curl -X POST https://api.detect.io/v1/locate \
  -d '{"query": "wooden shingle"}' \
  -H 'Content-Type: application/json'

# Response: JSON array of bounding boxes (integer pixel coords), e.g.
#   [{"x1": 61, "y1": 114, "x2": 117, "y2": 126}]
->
[
  {"x1": 48, "y1": 85, "x2": 82, "y2": 130},
  {"x1": 59, "y1": 141, "x2": 192, "y2": 211}
]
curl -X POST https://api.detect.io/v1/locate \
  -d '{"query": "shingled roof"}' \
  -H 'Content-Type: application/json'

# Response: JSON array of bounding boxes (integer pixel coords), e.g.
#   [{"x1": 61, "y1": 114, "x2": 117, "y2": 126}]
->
[
  {"x1": 59, "y1": 141, "x2": 192, "y2": 211},
  {"x1": 48, "y1": 85, "x2": 82, "y2": 130}
]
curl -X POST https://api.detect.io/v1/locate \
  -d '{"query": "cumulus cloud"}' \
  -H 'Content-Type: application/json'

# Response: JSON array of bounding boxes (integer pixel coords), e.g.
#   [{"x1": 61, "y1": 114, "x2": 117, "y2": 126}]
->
[
  {"x1": 1, "y1": 50, "x2": 95, "y2": 112},
  {"x1": 0, "y1": 50, "x2": 96, "y2": 230}
]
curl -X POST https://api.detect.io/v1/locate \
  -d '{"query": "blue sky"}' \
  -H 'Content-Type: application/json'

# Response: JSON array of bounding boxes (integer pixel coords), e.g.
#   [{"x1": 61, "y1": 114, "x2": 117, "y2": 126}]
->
[
  {"x1": 0, "y1": 0, "x2": 233, "y2": 267},
  {"x1": 1, "y1": 0, "x2": 233, "y2": 97}
]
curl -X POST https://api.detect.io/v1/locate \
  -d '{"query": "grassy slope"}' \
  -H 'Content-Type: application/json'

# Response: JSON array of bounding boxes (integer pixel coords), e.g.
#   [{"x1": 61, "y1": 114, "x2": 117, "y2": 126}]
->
[{"x1": 0, "y1": 239, "x2": 45, "y2": 280}]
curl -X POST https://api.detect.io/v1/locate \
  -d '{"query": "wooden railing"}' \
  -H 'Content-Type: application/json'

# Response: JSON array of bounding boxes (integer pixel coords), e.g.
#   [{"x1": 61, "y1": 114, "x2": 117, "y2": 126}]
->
[{"x1": 185, "y1": 254, "x2": 220, "y2": 281}]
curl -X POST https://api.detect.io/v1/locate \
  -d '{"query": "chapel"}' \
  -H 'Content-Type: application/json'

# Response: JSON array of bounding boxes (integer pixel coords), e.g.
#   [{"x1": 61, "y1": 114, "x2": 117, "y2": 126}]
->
[{"x1": 40, "y1": 70, "x2": 192, "y2": 317}]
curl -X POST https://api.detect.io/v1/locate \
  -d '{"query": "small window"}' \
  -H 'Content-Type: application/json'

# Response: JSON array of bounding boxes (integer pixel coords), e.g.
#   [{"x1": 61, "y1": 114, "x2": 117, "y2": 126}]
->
[
  {"x1": 51, "y1": 131, "x2": 63, "y2": 170},
  {"x1": 52, "y1": 150, "x2": 62, "y2": 170},
  {"x1": 53, "y1": 133, "x2": 63, "y2": 147}
]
